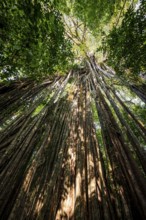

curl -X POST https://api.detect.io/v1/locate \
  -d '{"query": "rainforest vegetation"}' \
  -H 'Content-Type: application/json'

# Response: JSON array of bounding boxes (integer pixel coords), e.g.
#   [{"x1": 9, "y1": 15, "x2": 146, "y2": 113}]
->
[{"x1": 0, "y1": 0, "x2": 146, "y2": 219}]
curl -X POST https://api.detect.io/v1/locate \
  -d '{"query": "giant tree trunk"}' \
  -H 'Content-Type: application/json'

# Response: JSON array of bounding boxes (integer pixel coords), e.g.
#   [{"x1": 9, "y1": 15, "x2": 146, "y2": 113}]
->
[{"x1": 0, "y1": 61, "x2": 146, "y2": 220}]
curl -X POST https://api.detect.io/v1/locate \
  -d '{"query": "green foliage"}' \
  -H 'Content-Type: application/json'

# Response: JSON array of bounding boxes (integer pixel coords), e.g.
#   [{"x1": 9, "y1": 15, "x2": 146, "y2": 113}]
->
[
  {"x1": 0, "y1": 0, "x2": 144, "y2": 82},
  {"x1": 32, "y1": 103, "x2": 45, "y2": 117},
  {"x1": 55, "y1": 0, "x2": 134, "y2": 63},
  {"x1": 58, "y1": 0, "x2": 132, "y2": 33},
  {"x1": 104, "y1": 0, "x2": 146, "y2": 76},
  {"x1": 72, "y1": 0, "x2": 114, "y2": 29},
  {"x1": 0, "y1": 0, "x2": 73, "y2": 80}
]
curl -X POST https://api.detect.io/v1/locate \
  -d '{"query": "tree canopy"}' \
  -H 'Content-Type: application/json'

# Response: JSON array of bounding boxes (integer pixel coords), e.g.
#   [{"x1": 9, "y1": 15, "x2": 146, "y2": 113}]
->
[
  {"x1": 0, "y1": 0, "x2": 73, "y2": 80},
  {"x1": 104, "y1": 0, "x2": 146, "y2": 77},
  {"x1": 1, "y1": 0, "x2": 145, "y2": 82}
]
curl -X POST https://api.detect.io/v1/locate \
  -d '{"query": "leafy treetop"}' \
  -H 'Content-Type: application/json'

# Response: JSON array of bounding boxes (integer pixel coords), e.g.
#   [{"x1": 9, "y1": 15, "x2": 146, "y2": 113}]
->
[{"x1": 0, "y1": 0, "x2": 73, "y2": 81}]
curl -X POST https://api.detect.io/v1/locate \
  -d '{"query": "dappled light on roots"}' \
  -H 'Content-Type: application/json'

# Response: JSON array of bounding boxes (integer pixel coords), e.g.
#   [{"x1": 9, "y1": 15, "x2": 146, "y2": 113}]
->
[{"x1": 0, "y1": 58, "x2": 146, "y2": 219}]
